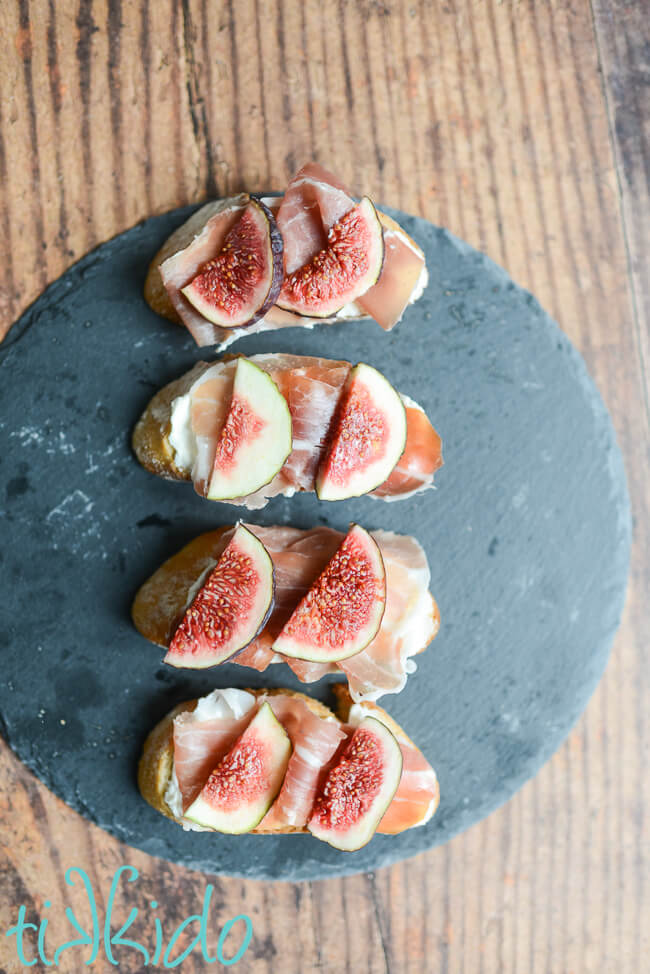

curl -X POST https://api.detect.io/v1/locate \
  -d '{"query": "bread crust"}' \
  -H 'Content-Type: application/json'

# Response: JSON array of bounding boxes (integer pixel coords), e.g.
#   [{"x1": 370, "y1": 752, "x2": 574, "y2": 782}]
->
[
  {"x1": 131, "y1": 360, "x2": 211, "y2": 480},
  {"x1": 138, "y1": 686, "x2": 438, "y2": 836}
]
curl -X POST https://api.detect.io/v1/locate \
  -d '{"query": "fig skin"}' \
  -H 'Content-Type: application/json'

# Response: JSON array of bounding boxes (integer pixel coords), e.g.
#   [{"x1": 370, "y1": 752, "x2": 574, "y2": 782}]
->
[{"x1": 251, "y1": 196, "x2": 284, "y2": 324}]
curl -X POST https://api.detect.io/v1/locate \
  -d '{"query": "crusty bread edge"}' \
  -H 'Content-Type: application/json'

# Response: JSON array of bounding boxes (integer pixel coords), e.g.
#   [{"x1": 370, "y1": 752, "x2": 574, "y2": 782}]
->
[
  {"x1": 131, "y1": 360, "x2": 211, "y2": 480},
  {"x1": 138, "y1": 685, "x2": 438, "y2": 836}
]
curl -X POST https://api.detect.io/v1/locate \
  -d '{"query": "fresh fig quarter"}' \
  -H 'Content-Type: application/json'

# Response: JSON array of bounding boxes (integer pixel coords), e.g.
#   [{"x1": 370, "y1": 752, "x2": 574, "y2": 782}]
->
[
  {"x1": 272, "y1": 524, "x2": 386, "y2": 663},
  {"x1": 308, "y1": 716, "x2": 403, "y2": 850},
  {"x1": 276, "y1": 197, "x2": 385, "y2": 317},
  {"x1": 316, "y1": 362, "x2": 408, "y2": 501},
  {"x1": 165, "y1": 523, "x2": 275, "y2": 669},
  {"x1": 181, "y1": 197, "x2": 283, "y2": 329},
  {"x1": 206, "y1": 357, "x2": 293, "y2": 501},
  {"x1": 185, "y1": 702, "x2": 292, "y2": 833}
]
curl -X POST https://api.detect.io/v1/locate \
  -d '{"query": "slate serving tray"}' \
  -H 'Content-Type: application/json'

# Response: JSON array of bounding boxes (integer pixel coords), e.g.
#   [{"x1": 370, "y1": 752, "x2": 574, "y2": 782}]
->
[{"x1": 0, "y1": 205, "x2": 630, "y2": 881}]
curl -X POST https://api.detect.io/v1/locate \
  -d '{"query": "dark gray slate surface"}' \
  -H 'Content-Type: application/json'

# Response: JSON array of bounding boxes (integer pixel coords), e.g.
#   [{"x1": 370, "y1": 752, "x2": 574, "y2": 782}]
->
[{"x1": 0, "y1": 206, "x2": 630, "y2": 881}]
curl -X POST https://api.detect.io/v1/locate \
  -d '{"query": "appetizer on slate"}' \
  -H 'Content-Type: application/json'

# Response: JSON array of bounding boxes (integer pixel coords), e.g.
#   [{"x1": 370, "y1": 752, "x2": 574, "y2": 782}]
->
[
  {"x1": 138, "y1": 684, "x2": 439, "y2": 848},
  {"x1": 132, "y1": 524, "x2": 440, "y2": 703},
  {"x1": 132, "y1": 353, "x2": 442, "y2": 509},
  {"x1": 144, "y1": 162, "x2": 428, "y2": 348}
]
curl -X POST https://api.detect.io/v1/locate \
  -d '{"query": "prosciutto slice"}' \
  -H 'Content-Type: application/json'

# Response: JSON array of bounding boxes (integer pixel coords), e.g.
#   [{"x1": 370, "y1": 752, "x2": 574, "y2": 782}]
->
[
  {"x1": 229, "y1": 526, "x2": 438, "y2": 703},
  {"x1": 373, "y1": 402, "x2": 443, "y2": 498},
  {"x1": 172, "y1": 703, "x2": 255, "y2": 811},
  {"x1": 378, "y1": 739, "x2": 439, "y2": 833},
  {"x1": 260, "y1": 695, "x2": 346, "y2": 829},
  {"x1": 357, "y1": 227, "x2": 427, "y2": 330},
  {"x1": 276, "y1": 163, "x2": 356, "y2": 274},
  {"x1": 170, "y1": 353, "x2": 441, "y2": 508}
]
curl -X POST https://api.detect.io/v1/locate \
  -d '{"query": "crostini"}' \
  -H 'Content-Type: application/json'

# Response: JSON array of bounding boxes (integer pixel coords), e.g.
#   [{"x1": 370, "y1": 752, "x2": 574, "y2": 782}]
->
[
  {"x1": 144, "y1": 163, "x2": 428, "y2": 349},
  {"x1": 132, "y1": 523, "x2": 440, "y2": 703},
  {"x1": 139, "y1": 684, "x2": 439, "y2": 848},
  {"x1": 132, "y1": 352, "x2": 443, "y2": 509}
]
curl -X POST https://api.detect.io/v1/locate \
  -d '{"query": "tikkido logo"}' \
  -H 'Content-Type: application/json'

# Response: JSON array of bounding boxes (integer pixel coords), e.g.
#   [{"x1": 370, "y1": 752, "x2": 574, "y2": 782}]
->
[{"x1": 4, "y1": 866, "x2": 253, "y2": 969}]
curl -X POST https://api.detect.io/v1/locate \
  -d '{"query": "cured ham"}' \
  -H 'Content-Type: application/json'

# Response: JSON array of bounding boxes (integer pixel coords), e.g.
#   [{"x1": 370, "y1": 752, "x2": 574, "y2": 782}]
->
[
  {"x1": 373, "y1": 402, "x2": 443, "y2": 498},
  {"x1": 165, "y1": 353, "x2": 442, "y2": 509},
  {"x1": 260, "y1": 695, "x2": 346, "y2": 829},
  {"x1": 148, "y1": 163, "x2": 427, "y2": 349},
  {"x1": 171, "y1": 689, "x2": 256, "y2": 812},
  {"x1": 357, "y1": 221, "x2": 428, "y2": 330},
  {"x1": 231, "y1": 526, "x2": 438, "y2": 703},
  {"x1": 378, "y1": 740, "x2": 440, "y2": 834},
  {"x1": 276, "y1": 163, "x2": 354, "y2": 274},
  {"x1": 166, "y1": 689, "x2": 438, "y2": 835}
]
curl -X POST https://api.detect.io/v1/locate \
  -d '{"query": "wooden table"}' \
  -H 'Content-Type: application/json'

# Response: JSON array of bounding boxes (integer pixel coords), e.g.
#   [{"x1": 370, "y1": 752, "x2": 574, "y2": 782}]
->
[{"x1": 1, "y1": 2, "x2": 647, "y2": 971}]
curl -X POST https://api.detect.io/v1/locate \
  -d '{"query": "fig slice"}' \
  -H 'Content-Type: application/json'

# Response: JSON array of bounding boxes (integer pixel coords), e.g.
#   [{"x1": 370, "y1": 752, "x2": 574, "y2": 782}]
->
[
  {"x1": 308, "y1": 716, "x2": 403, "y2": 850},
  {"x1": 181, "y1": 197, "x2": 283, "y2": 328},
  {"x1": 276, "y1": 197, "x2": 385, "y2": 318},
  {"x1": 316, "y1": 363, "x2": 407, "y2": 501},
  {"x1": 165, "y1": 524, "x2": 274, "y2": 669},
  {"x1": 184, "y1": 702, "x2": 292, "y2": 833},
  {"x1": 207, "y1": 357, "x2": 292, "y2": 501},
  {"x1": 272, "y1": 524, "x2": 386, "y2": 663}
]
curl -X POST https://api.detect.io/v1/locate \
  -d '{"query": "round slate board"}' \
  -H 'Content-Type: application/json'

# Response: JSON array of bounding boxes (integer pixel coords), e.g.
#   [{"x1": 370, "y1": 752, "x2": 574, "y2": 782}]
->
[{"x1": 0, "y1": 206, "x2": 630, "y2": 881}]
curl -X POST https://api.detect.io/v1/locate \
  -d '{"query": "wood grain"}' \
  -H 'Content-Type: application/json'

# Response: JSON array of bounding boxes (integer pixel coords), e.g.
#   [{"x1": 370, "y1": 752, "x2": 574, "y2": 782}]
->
[{"x1": 1, "y1": 1, "x2": 648, "y2": 971}]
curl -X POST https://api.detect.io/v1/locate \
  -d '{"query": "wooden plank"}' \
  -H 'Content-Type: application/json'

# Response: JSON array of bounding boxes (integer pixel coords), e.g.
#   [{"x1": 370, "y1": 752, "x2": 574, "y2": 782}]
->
[
  {"x1": 591, "y1": 0, "x2": 650, "y2": 415},
  {"x1": 0, "y1": 1, "x2": 648, "y2": 972}
]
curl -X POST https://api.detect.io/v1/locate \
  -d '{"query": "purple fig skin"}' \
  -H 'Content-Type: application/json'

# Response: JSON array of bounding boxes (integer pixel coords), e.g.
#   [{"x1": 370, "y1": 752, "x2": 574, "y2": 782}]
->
[{"x1": 244, "y1": 195, "x2": 284, "y2": 327}]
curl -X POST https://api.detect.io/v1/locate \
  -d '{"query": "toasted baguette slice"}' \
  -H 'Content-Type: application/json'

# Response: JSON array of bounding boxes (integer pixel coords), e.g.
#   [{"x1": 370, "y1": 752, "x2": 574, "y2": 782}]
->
[
  {"x1": 131, "y1": 525, "x2": 440, "y2": 670},
  {"x1": 144, "y1": 196, "x2": 426, "y2": 341},
  {"x1": 131, "y1": 354, "x2": 443, "y2": 503},
  {"x1": 138, "y1": 686, "x2": 439, "y2": 836}
]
